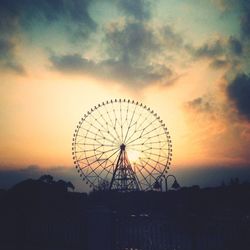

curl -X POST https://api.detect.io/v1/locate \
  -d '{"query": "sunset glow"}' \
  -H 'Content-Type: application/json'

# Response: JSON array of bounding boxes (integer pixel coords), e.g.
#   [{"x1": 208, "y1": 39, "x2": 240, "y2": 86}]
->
[{"x1": 1, "y1": 0, "x2": 250, "y2": 190}]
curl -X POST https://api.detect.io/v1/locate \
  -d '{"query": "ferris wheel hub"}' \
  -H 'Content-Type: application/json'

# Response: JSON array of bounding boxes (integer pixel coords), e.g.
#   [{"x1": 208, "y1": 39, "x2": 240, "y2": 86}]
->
[{"x1": 120, "y1": 143, "x2": 126, "y2": 151}]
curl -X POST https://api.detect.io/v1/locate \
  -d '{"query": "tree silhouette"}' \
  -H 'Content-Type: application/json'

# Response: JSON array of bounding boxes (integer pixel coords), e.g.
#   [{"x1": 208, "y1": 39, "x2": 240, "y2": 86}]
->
[{"x1": 39, "y1": 175, "x2": 54, "y2": 184}]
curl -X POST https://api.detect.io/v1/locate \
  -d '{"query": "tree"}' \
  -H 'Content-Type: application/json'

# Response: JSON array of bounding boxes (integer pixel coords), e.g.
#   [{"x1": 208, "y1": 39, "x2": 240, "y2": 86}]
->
[{"x1": 39, "y1": 175, "x2": 54, "y2": 184}]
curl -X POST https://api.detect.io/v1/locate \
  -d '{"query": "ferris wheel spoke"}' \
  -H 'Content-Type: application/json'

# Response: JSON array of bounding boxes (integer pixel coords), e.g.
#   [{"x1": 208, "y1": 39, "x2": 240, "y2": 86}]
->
[
  {"x1": 123, "y1": 120, "x2": 138, "y2": 144},
  {"x1": 119, "y1": 101, "x2": 124, "y2": 141},
  {"x1": 95, "y1": 107, "x2": 120, "y2": 143},
  {"x1": 128, "y1": 134, "x2": 153, "y2": 147},
  {"x1": 141, "y1": 144, "x2": 168, "y2": 151},
  {"x1": 89, "y1": 112, "x2": 118, "y2": 143},
  {"x1": 83, "y1": 120, "x2": 118, "y2": 144},
  {"x1": 77, "y1": 151, "x2": 103, "y2": 162},
  {"x1": 75, "y1": 144, "x2": 106, "y2": 153},
  {"x1": 142, "y1": 129, "x2": 166, "y2": 139},
  {"x1": 142, "y1": 150, "x2": 168, "y2": 160},
  {"x1": 138, "y1": 158, "x2": 163, "y2": 175},
  {"x1": 124, "y1": 116, "x2": 156, "y2": 145},
  {"x1": 145, "y1": 156, "x2": 167, "y2": 168},
  {"x1": 111, "y1": 102, "x2": 122, "y2": 129},
  {"x1": 134, "y1": 112, "x2": 143, "y2": 130},
  {"x1": 81, "y1": 119, "x2": 106, "y2": 137},
  {"x1": 139, "y1": 123, "x2": 162, "y2": 138},
  {"x1": 76, "y1": 146, "x2": 117, "y2": 154},
  {"x1": 128, "y1": 140, "x2": 168, "y2": 147},
  {"x1": 76, "y1": 142, "x2": 116, "y2": 147},
  {"x1": 129, "y1": 111, "x2": 153, "y2": 138},
  {"x1": 125, "y1": 101, "x2": 129, "y2": 122},
  {"x1": 135, "y1": 165, "x2": 151, "y2": 187},
  {"x1": 76, "y1": 134, "x2": 102, "y2": 141},
  {"x1": 123, "y1": 103, "x2": 138, "y2": 143},
  {"x1": 80, "y1": 154, "x2": 108, "y2": 172},
  {"x1": 76, "y1": 147, "x2": 103, "y2": 153},
  {"x1": 86, "y1": 148, "x2": 120, "y2": 177},
  {"x1": 134, "y1": 112, "x2": 148, "y2": 131},
  {"x1": 94, "y1": 152, "x2": 119, "y2": 184},
  {"x1": 126, "y1": 124, "x2": 163, "y2": 146},
  {"x1": 136, "y1": 161, "x2": 158, "y2": 180},
  {"x1": 90, "y1": 159, "x2": 113, "y2": 183},
  {"x1": 103, "y1": 104, "x2": 122, "y2": 143},
  {"x1": 79, "y1": 134, "x2": 116, "y2": 145},
  {"x1": 104, "y1": 104, "x2": 121, "y2": 141},
  {"x1": 77, "y1": 147, "x2": 117, "y2": 163},
  {"x1": 136, "y1": 116, "x2": 158, "y2": 134},
  {"x1": 100, "y1": 160, "x2": 114, "y2": 177}
]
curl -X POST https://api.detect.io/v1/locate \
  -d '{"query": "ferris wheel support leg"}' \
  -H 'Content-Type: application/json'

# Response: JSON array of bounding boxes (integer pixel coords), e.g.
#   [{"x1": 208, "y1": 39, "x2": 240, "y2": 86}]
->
[{"x1": 109, "y1": 149, "x2": 123, "y2": 190}]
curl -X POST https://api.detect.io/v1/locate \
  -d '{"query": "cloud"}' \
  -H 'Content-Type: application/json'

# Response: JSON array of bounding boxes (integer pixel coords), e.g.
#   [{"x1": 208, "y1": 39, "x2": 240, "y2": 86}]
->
[
  {"x1": 50, "y1": 52, "x2": 173, "y2": 87},
  {"x1": 187, "y1": 97, "x2": 214, "y2": 113},
  {"x1": 0, "y1": 0, "x2": 97, "y2": 42},
  {"x1": 212, "y1": 0, "x2": 250, "y2": 40},
  {"x1": 0, "y1": 0, "x2": 97, "y2": 73},
  {"x1": 228, "y1": 36, "x2": 243, "y2": 55},
  {"x1": 239, "y1": 0, "x2": 250, "y2": 40},
  {"x1": 227, "y1": 73, "x2": 250, "y2": 120},
  {"x1": 0, "y1": 39, "x2": 25, "y2": 74},
  {"x1": 192, "y1": 40, "x2": 224, "y2": 59},
  {"x1": 210, "y1": 59, "x2": 228, "y2": 69},
  {"x1": 50, "y1": 21, "x2": 181, "y2": 87},
  {"x1": 50, "y1": 53, "x2": 95, "y2": 73},
  {"x1": 105, "y1": 21, "x2": 159, "y2": 64},
  {"x1": 116, "y1": 0, "x2": 152, "y2": 21},
  {"x1": 188, "y1": 36, "x2": 245, "y2": 74},
  {"x1": 161, "y1": 25, "x2": 183, "y2": 49}
]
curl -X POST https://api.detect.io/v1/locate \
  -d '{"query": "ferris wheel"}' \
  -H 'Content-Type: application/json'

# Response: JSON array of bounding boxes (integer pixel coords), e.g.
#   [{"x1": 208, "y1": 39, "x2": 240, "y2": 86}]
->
[{"x1": 72, "y1": 99, "x2": 172, "y2": 191}]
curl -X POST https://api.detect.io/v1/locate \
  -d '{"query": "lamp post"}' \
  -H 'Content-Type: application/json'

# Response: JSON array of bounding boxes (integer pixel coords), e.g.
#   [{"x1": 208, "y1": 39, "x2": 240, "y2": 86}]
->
[{"x1": 163, "y1": 174, "x2": 180, "y2": 192}]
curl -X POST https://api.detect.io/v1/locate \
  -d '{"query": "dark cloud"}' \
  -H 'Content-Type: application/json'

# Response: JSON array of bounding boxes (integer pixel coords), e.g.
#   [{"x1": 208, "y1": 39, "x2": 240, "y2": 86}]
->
[
  {"x1": 50, "y1": 52, "x2": 173, "y2": 87},
  {"x1": 50, "y1": 53, "x2": 95, "y2": 73},
  {"x1": 0, "y1": 39, "x2": 25, "y2": 74},
  {"x1": 104, "y1": 21, "x2": 175, "y2": 86},
  {"x1": 215, "y1": 0, "x2": 250, "y2": 40},
  {"x1": 227, "y1": 73, "x2": 250, "y2": 120},
  {"x1": 0, "y1": 0, "x2": 96, "y2": 40},
  {"x1": 239, "y1": 0, "x2": 250, "y2": 40},
  {"x1": 210, "y1": 59, "x2": 228, "y2": 69},
  {"x1": 105, "y1": 21, "x2": 159, "y2": 64},
  {"x1": 161, "y1": 25, "x2": 183, "y2": 48},
  {"x1": 0, "y1": 39, "x2": 14, "y2": 59},
  {"x1": 187, "y1": 97, "x2": 213, "y2": 113},
  {"x1": 193, "y1": 40, "x2": 224, "y2": 59},
  {"x1": 188, "y1": 36, "x2": 244, "y2": 71},
  {"x1": 241, "y1": 13, "x2": 250, "y2": 39},
  {"x1": 228, "y1": 36, "x2": 242, "y2": 55},
  {"x1": 116, "y1": 0, "x2": 152, "y2": 21},
  {"x1": 101, "y1": 59, "x2": 173, "y2": 86},
  {"x1": 50, "y1": 21, "x2": 177, "y2": 87},
  {"x1": 0, "y1": 0, "x2": 97, "y2": 73}
]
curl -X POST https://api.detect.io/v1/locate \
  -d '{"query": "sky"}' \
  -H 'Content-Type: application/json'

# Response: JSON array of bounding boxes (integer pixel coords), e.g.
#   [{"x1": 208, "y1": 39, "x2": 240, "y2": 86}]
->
[{"x1": 0, "y1": 0, "x2": 250, "y2": 191}]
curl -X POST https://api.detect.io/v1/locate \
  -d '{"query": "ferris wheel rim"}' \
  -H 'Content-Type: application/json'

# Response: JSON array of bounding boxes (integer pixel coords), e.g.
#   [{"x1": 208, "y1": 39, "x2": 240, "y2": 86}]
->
[{"x1": 72, "y1": 99, "x2": 172, "y2": 190}]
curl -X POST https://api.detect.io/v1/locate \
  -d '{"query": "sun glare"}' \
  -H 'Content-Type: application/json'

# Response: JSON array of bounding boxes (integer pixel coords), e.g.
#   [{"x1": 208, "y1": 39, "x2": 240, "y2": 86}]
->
[{"x1": 127, "y1": 149, "x2": 140, "y2": 163}]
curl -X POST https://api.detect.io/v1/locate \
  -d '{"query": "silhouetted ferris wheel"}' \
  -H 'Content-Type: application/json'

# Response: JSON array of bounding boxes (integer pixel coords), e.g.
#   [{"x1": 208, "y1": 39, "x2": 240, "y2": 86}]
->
[{"x1": 72, "y1": 99, "x2": 172, "y2": 191}]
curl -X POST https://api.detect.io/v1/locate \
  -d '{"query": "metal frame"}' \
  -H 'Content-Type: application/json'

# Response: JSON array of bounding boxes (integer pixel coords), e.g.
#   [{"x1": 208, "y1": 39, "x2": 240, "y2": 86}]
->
[{"x1": 72, "y1": 99, "x2": 172, "y2": 191}]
